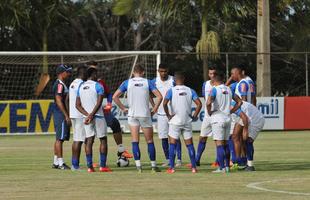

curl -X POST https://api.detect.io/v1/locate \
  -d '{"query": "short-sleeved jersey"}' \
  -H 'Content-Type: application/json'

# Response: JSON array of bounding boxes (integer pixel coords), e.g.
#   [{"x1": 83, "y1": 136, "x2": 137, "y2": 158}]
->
[
  {"x1": 152, "y1": 75, "x2": 174, "y2": 115},
  {"x1": 69, "y1": 78, "x2": 84, "y2": 118},
  {"x1": 98, "y1": 79, "x2": 112, "y2": 104},
  {"x1": 118, "y1": 77, "x2": 156, "y2": 118},
  {"x1": 235, "y1": 78, "x2": 251, "y2": 103},
  {"x1": 165, "y1": 85, "x2": 198, "y2": 125},
  {"x1": 77, "y1": 80, "x2": 104, "y2": 117},
  {"x1": 231, "y1": 100, "x2": 263, "y2": 127},
  {"x1": 210, "y1": 84, "x2": 232, "y2": 122},
  {"x1": 230, "y1": 82, "x2": 237, "y2": 97},
  {"x1": 202, "y1": 80, "x2": 213, "y2": 118},
  {"x1": 52, "y1": 79, "x2": 68, "y2": 114},
  {"x1": 245, "y1": 76, "x2": 256, "y2": 96}
]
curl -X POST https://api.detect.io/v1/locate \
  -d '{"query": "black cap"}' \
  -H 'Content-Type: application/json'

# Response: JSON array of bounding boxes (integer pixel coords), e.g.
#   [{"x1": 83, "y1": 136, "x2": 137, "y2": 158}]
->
[{"x1": 56, "y1": 64, "x2": 72, "y2": 75}]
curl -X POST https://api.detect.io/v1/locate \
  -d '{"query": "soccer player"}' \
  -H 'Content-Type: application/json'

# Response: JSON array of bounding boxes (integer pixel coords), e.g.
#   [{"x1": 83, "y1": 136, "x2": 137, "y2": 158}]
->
[
  {"x1": 52, "y1": 64, "x2": 72, "y2": 170},
  {"x1": 69, "y1": 65, "x2": 87, "y2": 170},
  {"x1": 152, "y1": 63, "x2": 182, "y2": 167},
  {"x1": 86, "y1": 61, "x2": 133, "y2": 159},
  {"x1": 113, "y1": 64, "x2": 163, "y2": 173},
  {"x1": 163, "y1": 71, "x2": 202, "y2": 174},
  {"x1": 207, "y1": 72, "x2": 233, "y2": 173},
  {"x1": 241, "y1": 65, "x2": 257, "y2": 106},
  {"x1": 230, "y1": 65, "x2": 251, "y2": 103},
  {"x1": 76, "y1": 67, "x2": 111, "y2": 173},
  {"x1": 230, "y1": 100, "x2": 265, "y2": 171},
  {"x1": 195, "y1": 66, "x2": 216, "y2": 167}
]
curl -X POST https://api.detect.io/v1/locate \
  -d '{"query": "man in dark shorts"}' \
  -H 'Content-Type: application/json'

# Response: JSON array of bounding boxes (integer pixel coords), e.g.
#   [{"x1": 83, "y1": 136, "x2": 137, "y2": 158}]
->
[{"x1": 52, "y1": 64, "x2": 72, "y2": 170}]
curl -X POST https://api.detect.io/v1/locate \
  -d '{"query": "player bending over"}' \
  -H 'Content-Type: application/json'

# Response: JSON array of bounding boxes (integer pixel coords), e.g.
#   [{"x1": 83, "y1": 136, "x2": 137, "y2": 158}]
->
[
  {"x1": 113, "y1": 64, "x2": 163, "y2": 173},
  {"x1": 231, "y1": 100, "x2": 265, "y2": 171},
  {"x1": 151, "y1": 63, "x2": 182, "y2": 167},
  {"x1": 163, "y1": 71, "x2": 202, "y2": 174},
  {"x1": 52, "y1": 65, "x2": 72, "y2": 170},
  {"x1": 76, "y1": 67, "x2": 111, "y2": 173}
]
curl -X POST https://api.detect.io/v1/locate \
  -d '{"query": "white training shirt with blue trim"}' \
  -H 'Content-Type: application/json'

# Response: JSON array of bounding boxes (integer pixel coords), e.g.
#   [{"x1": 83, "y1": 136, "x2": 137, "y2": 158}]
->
[
  {"x1": 165, "y1": 85, "x2": 199, "y2": 125},
  {"x1": 202, "y1": 80, "x2": 213, "y2": 118},
  {"x1": 235, "y1": 78, "x2": 251, "y2": 103},
  {"x1": 119, "y1": 77, "x2": 156, "y2": 118},
  {"x1": 210, "y1": 84, "x2": 232, "y2": 121},
  {"x1": 231, "y1": 100, "x2": 263, "y2": 127},
  {"x1": 152, "y1": 75, "x2": 175, "y2": 115},
  {"x1": 69, "y1": 78, "x2": 84, "y2": 118},
  {"x1": 77, "y1": 80, "x2": 104, "y2": 117}
]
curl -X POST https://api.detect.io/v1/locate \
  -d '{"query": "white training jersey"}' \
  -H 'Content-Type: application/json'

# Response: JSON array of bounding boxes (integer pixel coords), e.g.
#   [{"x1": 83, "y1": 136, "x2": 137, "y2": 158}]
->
[
  {"x1": 210, "y1": 84, "x2": 232, "y2": 122},
  {"x1": 165, "y1": 85, "x2": 199, "y2": 125},
  {"x1": 118, "y1": 77, "x2": 156, "y2": 118},
  {"x1": 153, "y1": 75, "x2": 174, "y2": 115},
  {"x1": 77, "y1": 80, "x2": 104, "y2": 117},
  {"x1": 232, "y1": 101, "x2": 264, "y2": 127},
  {"x1": 202, "y1": 80, "x2": 213, "y2": 118},
  {"x1": 235, "y1": 78, "x2": 251, "y2": 103},
  {"x1": 69, "y1": 78, "x2": 84, "y2": 118}
]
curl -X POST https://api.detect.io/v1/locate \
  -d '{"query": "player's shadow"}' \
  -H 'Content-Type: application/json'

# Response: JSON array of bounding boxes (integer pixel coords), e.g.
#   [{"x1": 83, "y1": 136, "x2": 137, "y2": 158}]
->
[{"x1": 256, "y1": 160, "x2": 310, "y2": 171}]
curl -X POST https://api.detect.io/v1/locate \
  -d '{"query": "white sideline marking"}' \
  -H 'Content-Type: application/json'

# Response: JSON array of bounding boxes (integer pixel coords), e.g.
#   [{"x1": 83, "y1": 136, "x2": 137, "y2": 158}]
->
[{"x1": 246, "y1": 178, "x2": 310, "y2": 196}]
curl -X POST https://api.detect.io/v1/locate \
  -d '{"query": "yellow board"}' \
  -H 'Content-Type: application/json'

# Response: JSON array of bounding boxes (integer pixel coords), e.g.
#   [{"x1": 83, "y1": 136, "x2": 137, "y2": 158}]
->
[{"x1": 0, "y1": 100, "x2": 55, "y2": 134}]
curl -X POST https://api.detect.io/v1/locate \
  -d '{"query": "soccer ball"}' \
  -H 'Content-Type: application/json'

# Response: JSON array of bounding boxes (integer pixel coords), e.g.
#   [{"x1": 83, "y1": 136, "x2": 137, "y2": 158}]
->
[{"x1": 116, "y1": 156, "x2": 129, "y2": 167}]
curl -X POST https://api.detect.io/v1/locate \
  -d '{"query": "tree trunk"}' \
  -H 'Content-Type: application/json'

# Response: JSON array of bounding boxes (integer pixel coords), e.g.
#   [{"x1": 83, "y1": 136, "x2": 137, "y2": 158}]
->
[
  {"x1": 134, "y1": 14, "x2": 144, "y2": 50},
  {"x1": 201, "y1": 0, "x2": 209, "y2": 81},
  {"x1": 42, "y1": 28, "x2": 48, "y2": 73},
  {"x1": 256, "y1": 0, "x2": 271, "y2": 96}
]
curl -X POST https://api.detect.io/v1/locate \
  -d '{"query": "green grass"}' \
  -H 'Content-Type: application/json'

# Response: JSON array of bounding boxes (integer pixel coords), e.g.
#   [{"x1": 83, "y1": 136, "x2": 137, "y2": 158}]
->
[{"x1": 0, "y1": 131, "x2": 310, "y2": 200}]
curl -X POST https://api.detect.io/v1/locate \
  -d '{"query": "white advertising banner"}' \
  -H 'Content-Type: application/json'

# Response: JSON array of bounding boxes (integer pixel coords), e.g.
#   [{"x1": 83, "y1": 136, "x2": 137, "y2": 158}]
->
[{"x1": 108, "y1": 96, "x2": 284, "y2": 132}]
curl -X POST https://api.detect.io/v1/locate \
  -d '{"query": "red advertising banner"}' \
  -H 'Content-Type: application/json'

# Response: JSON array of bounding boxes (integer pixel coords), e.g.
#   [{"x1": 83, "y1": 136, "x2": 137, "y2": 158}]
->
[{"x1": 284, "y1": 97, "x2": 310, "y2": 130}]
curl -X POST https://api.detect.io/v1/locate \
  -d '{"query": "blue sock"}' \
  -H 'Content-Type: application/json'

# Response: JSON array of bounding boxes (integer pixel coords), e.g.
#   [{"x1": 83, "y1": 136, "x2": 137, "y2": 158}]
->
[
  {"x1": 186, "y1": 144, "x2": 196, "y2": 168},
  {"x1": 241, "y1": 157, "x2": 247, "y2": 165},
  {"x1": 169, "y1": 143, "x2": 176, "y2": 169},
  {"x1": 161, "y1": 138, "x2": 169, "y2": 160},
  {"x1": 100, "y1": 153, "x2": 107, "y2": 167},
  {"x1": 147, "y1": 142, "x2": 156, "y2": 161},
  {"x1": 176, "y1": 139, "x2": 182, "y2": 160},
  {"x1": 71, "y1": 158, "x2": 79, "y2": 169},
  {"x1": 228, "y1": 136, "x2": 237, "y2": 163},
  {"x1": 246, "y1": 140, "x2": 254, "y2": 161},
  {"x1": 224, "y1": 144, "x2": 230, "y2": 168},
  {"x1": 132, "y1": 142, "x2": 140, "y2": 160},
  {"x1": 86, "y1": 154, "x2": 93, "y2": 168},
  {"x1": 216, "y1": 145, "x2": 225, "y2": 170},
  {"x1": 196, "y1": 141, "x2": 206, "y2": 163}
]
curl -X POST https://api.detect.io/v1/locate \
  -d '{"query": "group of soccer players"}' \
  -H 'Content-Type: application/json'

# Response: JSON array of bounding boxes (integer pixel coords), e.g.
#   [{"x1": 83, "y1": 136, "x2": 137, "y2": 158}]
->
[{"x1": 51, "y1": 61, "x2": 265, "y2": 174}]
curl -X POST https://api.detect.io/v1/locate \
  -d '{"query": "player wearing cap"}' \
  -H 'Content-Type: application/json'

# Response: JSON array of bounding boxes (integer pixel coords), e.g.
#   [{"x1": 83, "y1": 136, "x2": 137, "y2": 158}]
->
[{"x1": 52, "y1": 64, "x2": 72, "y2": 170}]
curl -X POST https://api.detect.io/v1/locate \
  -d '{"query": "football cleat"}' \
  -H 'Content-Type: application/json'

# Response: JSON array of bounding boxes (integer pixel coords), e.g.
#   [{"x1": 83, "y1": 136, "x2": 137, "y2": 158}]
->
[
  {"x1": 211, "y1": 162, "x2": 219, "y2": 168},
  {"x1": 230, "y1": 163, "x2": 239, "y2": 171},
  {"x1": 58, "y1": 163, "x2": 70, "y2": 170},
  {"x1": 87, "y1": 167, "x2": 95, "y2": 173},
  {"x1": 244, "y1": 166, "x2": 256, "y2": 172},
  {"x1": 175, "y1": 160, "x2": 182, "y2": 167},
  {"x1": 212, "y1": 168, "x2": 226, "y2": 173},
  {"x1": 71, "y1": 166, "x2": 82, "y2": 171},
  {"x1": 151, "y1": 166, "x2": 161, "y2": 173},
  {"x1": 92, "y1": 163, "x2": 99, "y2": 168},
  {"x1": 191, "y1": 168, "x2": 198, "y2": 173},
  {"x1": 161, "y1": 160, "x2": 169, "y2": 167},
  {"x1": 166, "y1": 168, "x2": 175, "y2": 174},
  {"x1": 52, "y1": 164, "x2": 59, "y2": 169},
  {"x1": 99, "y1": 167, "x2": 112, "y2": 172}
]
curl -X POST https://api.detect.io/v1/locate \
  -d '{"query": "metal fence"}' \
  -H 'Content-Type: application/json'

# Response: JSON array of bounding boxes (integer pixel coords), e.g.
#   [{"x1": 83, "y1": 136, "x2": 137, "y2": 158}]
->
[{"x1": 161, "y1": 52, "x2": 309, "y2": 97}]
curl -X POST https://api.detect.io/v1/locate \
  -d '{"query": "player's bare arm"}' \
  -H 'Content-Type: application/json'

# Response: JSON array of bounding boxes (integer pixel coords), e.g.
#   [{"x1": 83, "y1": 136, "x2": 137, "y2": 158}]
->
[
  {"x1": 239, "y1": 112, "x2": 249, "y2": 141},
  {"x1": 192, "y1": 98, "x2": 202, "y2": 120},
  {"x1": 112, "y1": 89, "x2": 128, "y2": 113},
  {"x1": 150, "y1": 89, "x2": 163, "y2": 114},
  {"x1": 163, "y1": 98, "x2": 173, "y2": 120},
  {"x1": 75, "y1": 96, "x2": 89, "y2": 116},
  {"x1": 55, "y1": 95, "x2": 70, "y2": 125},
  {"x1": 231, "y1": 95, "x2": 243, "y2": 113},
  {"x1": 206, "y1": 95, "x2": 215, "y2": 116}
]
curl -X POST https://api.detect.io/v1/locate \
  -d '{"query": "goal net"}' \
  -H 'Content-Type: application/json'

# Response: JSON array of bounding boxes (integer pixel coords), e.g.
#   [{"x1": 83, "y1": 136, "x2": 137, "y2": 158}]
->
[{"x1": 0, "y1": 51, "x2": 160, "y2": 100}]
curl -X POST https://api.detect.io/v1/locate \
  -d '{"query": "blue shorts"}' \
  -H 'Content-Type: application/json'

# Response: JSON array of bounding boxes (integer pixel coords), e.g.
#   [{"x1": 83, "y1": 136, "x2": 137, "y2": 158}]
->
[
  {"x1": 53, "y1": 111, "x2": 70, "y2": 141},
  {"x1": 104, "y1": 112, "x2": 121, "y2": 133}
]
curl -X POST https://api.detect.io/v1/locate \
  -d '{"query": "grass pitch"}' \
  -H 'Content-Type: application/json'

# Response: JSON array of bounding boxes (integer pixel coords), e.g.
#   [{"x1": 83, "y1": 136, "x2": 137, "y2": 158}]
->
[{"x1": 0, "y1": 131, "x2": 310, "y2": 200}]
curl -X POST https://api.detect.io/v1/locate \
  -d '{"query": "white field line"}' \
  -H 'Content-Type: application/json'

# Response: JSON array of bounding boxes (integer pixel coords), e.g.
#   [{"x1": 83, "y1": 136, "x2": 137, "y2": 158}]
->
[{"x1": 246, "y1": 178, "x2": 310, "y2": 196}]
